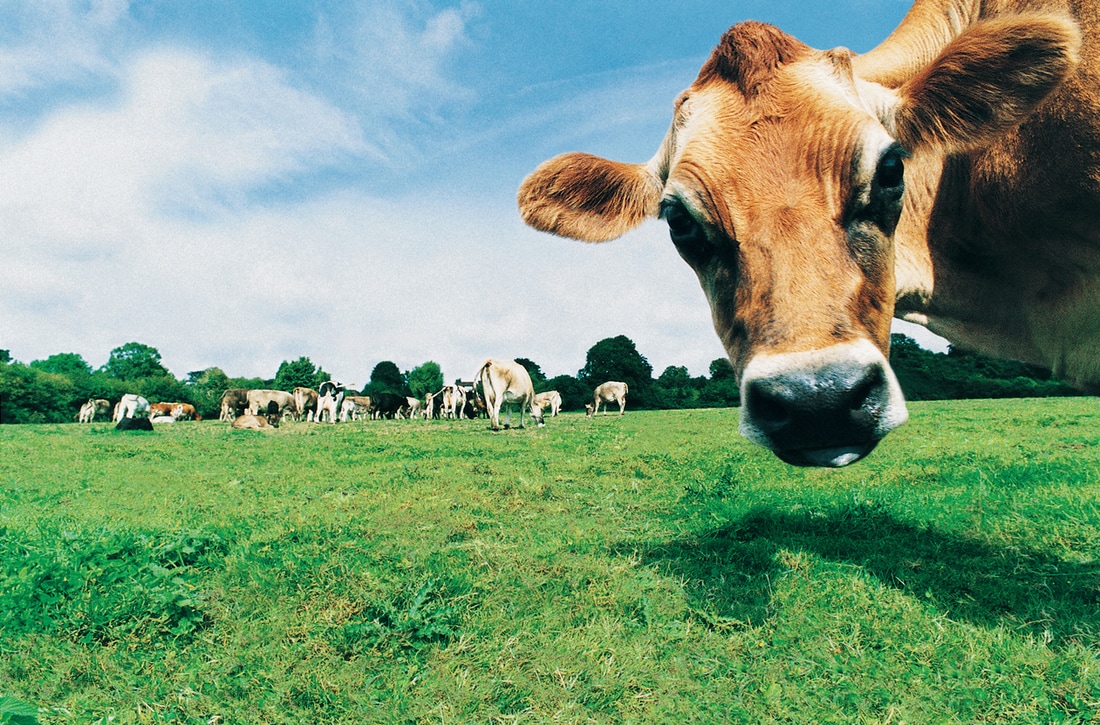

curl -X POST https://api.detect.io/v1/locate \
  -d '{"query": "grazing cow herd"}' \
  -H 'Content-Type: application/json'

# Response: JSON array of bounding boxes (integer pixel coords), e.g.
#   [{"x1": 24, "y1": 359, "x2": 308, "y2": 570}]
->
[{"x1": 79, "y1": 363, "x2": 627, "y2": 433}]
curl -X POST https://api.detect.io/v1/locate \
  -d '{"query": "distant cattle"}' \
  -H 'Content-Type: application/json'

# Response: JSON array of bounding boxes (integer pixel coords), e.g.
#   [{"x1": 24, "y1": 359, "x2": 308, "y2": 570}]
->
[
  {"x1": 404, "y1": 396, "x2": 421, "y2": 420},
  {"x1": 91, "y1": 399, "x2": 111, "y2": 421},
  {"x1": 232, "y1": 401, "x2": 281, "y2": 430},
  {"x1": 78, "y1": 399, "x2": 96, "y2": 423},
  {"x1": 423, "y1": 391, "x2": 441, "y2": 419},
  {"x1": 172, "y1": 403, "x2": 200, "y2": 421},
  {"x1": 340, "y1": 395, "x2": 372, "y2": 421},
  {"x1": 115, "y1": 416, "x2": 153, "y2": 431},
  {"x1": 149, "y1": 402, "x2": 176, "y2": 419},
  {"x1": 114, "y1": 394, "x2": 151, "y2": 422},
  {"x1": 367, "y1": 392, "x2": 404, "y2": 419},
  {"x1": 534, "y1": 390, "x2": 563, "y2": 417},
  {"x1": 590, "y1": 382, "x2": 628, "y2": 416},
  {"x1": 293, "y1": 387, "x2": 319, "y2": 422},
  {"x1": 478, "y1": 359, "x2": 544, "y2": 430},
  {"x1": 316, "y1": 381, "x2": 346, "y2": 423},
  {"x1": 247, "y1": 389, "x2": 294, "y2": 420},
  {"x1": 440, "y1": 384, "x2": 466, "y2": 419},
  {"x1": 220, "y1": 389, "x2": 249, "y2": 421},
  {"x1": 79, "y1": 398, "x2": 110, "y2": 423}
]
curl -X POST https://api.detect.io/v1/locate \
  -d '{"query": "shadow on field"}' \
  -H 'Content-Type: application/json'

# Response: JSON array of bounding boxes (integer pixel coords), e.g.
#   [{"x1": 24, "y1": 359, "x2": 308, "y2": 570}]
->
[{"x1": 623, "y1": 505, "x2": 1099, "y2": 647}]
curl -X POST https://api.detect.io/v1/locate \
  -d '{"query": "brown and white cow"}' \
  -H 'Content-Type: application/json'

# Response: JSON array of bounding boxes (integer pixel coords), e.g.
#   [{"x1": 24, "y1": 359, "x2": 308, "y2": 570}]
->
[
  {"x1": 440, "y1": 384, "x2": 466, "y2": 420},
  {"x1": 477, "y1": 359, "x2": 544, "y2": 430},
  {"x1": 534, "y1": 390, "x2": 563, "y2": 417},
  {"x1": 172, "y1": 403, "x2": 200, "y2": 421},
  {"x1": 149, "y1": 402, "x2": 176, "y2": 420},
  {"x1": 588, "y1": 382, "x2": 628, "y2": 416},
  {"x1": 519, "y1": 0, "x2": 1098, "y2": 466}
]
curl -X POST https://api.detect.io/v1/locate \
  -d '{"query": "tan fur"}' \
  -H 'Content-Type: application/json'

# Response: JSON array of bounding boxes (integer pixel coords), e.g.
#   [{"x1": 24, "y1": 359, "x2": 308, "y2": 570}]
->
[{"x1": 231, "y1": 414, "x2": 273, "y2": 430}]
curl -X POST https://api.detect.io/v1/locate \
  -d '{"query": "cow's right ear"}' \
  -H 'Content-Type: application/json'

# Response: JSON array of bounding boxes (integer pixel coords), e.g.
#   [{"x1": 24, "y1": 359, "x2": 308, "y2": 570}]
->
[
  {"x1": 518, "y1": 152, "x2": 663, "y2": 243},
  {"x1": 891, "y1": 14, "x2": 1079, "y2": 153}
]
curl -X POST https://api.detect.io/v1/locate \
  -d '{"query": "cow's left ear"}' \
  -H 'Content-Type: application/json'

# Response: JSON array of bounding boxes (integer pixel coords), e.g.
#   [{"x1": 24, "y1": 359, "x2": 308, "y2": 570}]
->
[
  {"x1": 892, "y1": 14, "x2": 1080, "y2": 153},
  {"x1": 518, "y1": 152, "x2": 663, "y2": 243}
]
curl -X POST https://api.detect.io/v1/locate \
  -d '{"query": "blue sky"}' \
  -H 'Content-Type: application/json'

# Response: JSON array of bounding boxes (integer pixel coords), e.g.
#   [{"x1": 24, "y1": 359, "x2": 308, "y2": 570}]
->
[{"x1": 0, "y1": 0, "x2": 944, "y2": 386}]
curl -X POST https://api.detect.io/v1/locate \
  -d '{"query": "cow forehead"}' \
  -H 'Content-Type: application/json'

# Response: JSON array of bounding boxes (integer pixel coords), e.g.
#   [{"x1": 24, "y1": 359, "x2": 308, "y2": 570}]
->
[{"x1": 665, "y1": 57, "x2": 898, "y2": 227}]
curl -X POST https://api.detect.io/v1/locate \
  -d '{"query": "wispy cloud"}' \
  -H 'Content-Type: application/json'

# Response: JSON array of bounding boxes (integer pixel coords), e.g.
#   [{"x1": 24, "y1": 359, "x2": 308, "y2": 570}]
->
[
  {"x1": 307, "y1": 1, "x2": 480, "y2": 165},
  {"x1": 0, "y1": 0, "x2": 129, "y2": 97}
]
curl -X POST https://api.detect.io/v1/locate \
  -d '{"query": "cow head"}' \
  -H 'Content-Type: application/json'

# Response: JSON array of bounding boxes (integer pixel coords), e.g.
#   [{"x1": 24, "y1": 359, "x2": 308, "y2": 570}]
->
[{"x1": 518, "y1": 16, "x2": 1078, "y2": 466}]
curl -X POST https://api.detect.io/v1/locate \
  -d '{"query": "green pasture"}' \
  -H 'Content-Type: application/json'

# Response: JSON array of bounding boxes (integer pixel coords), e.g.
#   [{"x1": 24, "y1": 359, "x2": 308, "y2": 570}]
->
[{"x1": 1, "y1": 399, "x2": 1099, "y2": 723}]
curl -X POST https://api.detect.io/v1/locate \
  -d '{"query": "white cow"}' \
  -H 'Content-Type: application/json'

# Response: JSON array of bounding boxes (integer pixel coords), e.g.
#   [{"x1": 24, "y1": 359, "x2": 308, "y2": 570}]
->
[
  {"x1": 316, "y1": 381, "x2": 346, "y2": 423},
  {"x1": 114, "y1": 394, "x2": 151, "y2": 422},
  {"x1": 404, "y1": 396, "x2": 422, "y2": 420},
  {"x1": 78, "y1": 399, "x2": 96, "y2": 423},
  {"x1": 590, "y1": 382, "x2": 628, "y2": 416},
  {"x1": 477, "y1": 359, "x2": 544, "y2": 430},
  {"x1": 533, "y1": 390, "x2": 563, "y2": 417}
]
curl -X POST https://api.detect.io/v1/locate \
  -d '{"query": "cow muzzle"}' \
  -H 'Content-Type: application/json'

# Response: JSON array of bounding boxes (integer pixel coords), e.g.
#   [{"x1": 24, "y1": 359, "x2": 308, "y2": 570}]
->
[{"x1": 739, "y1": 340, "x2": 908, "y2": 467}]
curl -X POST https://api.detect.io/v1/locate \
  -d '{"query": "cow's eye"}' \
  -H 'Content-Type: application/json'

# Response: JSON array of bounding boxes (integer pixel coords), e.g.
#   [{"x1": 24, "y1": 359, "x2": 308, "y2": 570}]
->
[
  {"x1": 874, "y1": 145, "x2": 907, "y2": 191},
  {"x1": 661, "y1": 199, "x2": 710, "y2": 260}
]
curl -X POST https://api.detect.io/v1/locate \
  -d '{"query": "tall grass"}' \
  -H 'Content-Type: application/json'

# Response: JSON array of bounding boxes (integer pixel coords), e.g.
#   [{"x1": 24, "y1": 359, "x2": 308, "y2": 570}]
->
[{"x1": 1, "y1": 399, "x2": 1098, "y2": 723}]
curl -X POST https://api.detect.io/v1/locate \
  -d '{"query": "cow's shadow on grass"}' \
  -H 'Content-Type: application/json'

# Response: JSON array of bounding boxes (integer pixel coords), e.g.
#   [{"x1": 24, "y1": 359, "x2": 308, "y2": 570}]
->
[{"x1": 618, "y1": 505, "x2": 1099, "y2": 647}]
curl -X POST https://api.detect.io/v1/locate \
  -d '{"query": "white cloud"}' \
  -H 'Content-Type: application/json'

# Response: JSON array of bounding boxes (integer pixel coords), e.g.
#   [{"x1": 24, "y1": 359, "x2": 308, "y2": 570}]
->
[{"x1": 0, "y1": 0, "x2": 129, "y2": 97}]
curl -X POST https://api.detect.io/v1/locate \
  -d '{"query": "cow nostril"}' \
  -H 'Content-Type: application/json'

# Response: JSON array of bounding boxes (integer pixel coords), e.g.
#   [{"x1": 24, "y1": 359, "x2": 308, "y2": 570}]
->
[
  {"x1": 849, "y1": 372, "x2": 878, "y2": 411},
  {"x1": 747, "y1": 384, "x2": 792, "y2": 433}
]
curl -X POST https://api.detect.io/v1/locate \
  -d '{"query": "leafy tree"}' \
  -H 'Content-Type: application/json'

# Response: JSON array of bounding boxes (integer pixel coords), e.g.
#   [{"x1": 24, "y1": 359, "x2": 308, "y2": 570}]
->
[
  {"x1": 186, "y1": 367, "x2": 232, "y2": 419},
  {"x1": 578, "y1": 335, "x2": 654, "y2": 408},
  {"x1": 709, "y1": 357, "x2": 735, "y2": 381},
  {"x1": 698, "y1": 357, "x2": 740, "y2": 407},
  {"x1": 407, "y1": 361, "x2": 444, "y2": 398},
  {"x1": 31, "y1": 352, "x2": 92, "y2": 378},
  {"x1": 134, "y1": 375, "x2": 191, "y2": 406},
  {"x1": 100, "y1": 342, "x2": 169, "y2": 381},
  {"x1": 0, "y1": 349, "x2": 11, "y2": 363},
  {"x1": 514, "y1": 358, "x2": 546, "y2": 385},
  {"x1": 228, "y1": 375, "x2": 270, "y2": 391},
  {"x1": 888, "y1": 334, "x2": 1078, "y2": 400},
  {"x1": 654, "y1": 365, "x2": 701, "y2": 409},
  {"x1": 541, "y1": 374, "x2": 589, "y2": 412},
  {"x1": 273, "y1": 357, "x2": 328, "y2": 392},
  {"x1": 0, "y1": 362, "x2": 76, "y2": 423},
  {"x1": 364, "y1": 361, "x2": 408, "y2": 397}
]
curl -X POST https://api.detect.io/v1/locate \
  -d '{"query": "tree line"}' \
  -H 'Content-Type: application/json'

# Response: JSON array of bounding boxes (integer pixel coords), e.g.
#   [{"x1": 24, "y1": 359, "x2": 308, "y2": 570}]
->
[{"x1": 0, "y1": 333, "x2": 1081, "y2": 424}]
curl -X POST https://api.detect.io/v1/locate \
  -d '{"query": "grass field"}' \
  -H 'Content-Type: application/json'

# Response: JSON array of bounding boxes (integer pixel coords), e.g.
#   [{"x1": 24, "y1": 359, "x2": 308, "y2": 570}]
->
[{"x1": 1, "y1": 398, "x2": 1099, "y2": 723}]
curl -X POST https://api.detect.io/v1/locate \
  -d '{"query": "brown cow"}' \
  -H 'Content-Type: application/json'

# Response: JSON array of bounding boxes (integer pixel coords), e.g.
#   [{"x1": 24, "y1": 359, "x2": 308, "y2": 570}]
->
[
  {"x1": 293, "y1": 387, "x2": 319, "y2": 422},
  {"x1": 220, "y1": 389, "x2": 249, "y2": 422},
  {"x1": 519, "y1": 0, "x2": 1097, "y2": 466}
]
